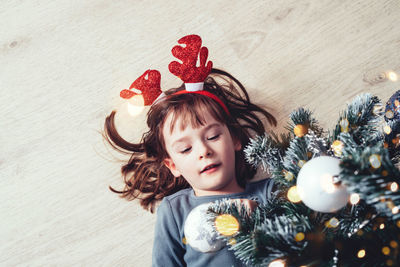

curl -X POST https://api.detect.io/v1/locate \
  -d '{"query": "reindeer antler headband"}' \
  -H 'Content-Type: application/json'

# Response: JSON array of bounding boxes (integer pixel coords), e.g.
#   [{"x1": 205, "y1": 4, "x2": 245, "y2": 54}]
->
[{"x1": 120, "y1": 34, "x2": 230, "y2": 115}]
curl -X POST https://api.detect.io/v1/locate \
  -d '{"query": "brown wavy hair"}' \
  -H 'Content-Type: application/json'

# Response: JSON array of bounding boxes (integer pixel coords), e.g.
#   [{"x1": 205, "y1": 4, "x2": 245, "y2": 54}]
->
[{"x1": 103, "y1": 68, "x2": 276, "y2": 213}]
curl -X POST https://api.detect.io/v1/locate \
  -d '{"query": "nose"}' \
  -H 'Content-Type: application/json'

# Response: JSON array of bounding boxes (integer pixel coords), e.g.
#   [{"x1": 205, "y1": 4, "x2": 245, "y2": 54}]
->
[{"x1": 199, "y1": 142, "x2": 213, "y2": 159}]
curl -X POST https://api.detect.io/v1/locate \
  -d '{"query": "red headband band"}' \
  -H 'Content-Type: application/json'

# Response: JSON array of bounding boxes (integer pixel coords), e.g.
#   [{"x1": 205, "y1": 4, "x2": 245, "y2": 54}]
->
[{"x1": 172, "y1": 90, "x2": 230, "y2": 116}]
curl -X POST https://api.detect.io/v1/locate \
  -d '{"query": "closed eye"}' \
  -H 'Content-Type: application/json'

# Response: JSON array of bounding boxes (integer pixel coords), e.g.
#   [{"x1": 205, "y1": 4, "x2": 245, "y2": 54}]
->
[
  {"x1": 179, "y1": 134, "x2": 220, "y2": 153},
  {"x1": 208, "y1": 134, "x2": 220, "y2": 140},
  {"x1": 180, "y1": 147, "x2": 191, "y2": 154}
]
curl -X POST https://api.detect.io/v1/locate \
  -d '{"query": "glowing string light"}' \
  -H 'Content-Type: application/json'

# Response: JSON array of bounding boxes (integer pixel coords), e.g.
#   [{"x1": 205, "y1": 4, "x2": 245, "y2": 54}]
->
[
  {"x1": 390, "y1": 182, "x2": 399, "y2": 192},
  {"x1": 326, "y1": 217, "x2": 340, "y2": 228},
  {"x1": 387, "y1": 71, "x2": 398, "y2": 82},
  {"x1": 385, "y1": 110, "x2": 394, "y2": 119},
  {"x1": 392, "y1": 207, "x2": 399, "y2": 214},
  {"x1": 331, "y1": 140, "x2": 344, "y2": 157},
  {"x1": 383, "y1": 125, "x2": 392, "y2": 135},
  {"x1": 357, "y1": 249, "x2": 366, "y2": 258},
  {"x1": 320, "y1": 174, "x2": 336, "y2": 193},
  {"x1": 284, "y1": 171, "x2": 294, "y2": 181},
  {"x1": 228, "y1": 238, "x2": 237, "y2": 245},
  {"x1": 127, "y1": 95, "x2": 145, "y2": 117},
  {"x1": 350, "y1": 193, "x2": 360, "y2": 205},
  {"x1": 382, "y1": 246, "x2": 390, "y2": 255},
  {"x1": 295, "y1": 232, "x2": 305, "y2": 242},
  {"x1": 369, "y1": 154, "x2": 381, "y2": 169},
  {"x1": 287, "y1": 186, "x2": 302, "y2": 203},
  {"x1": 268, "y1": 259, "x2": 286, "y2": 267},
  {"x1": 297, "y1": 160, "x2": 306, "y2": 168}
]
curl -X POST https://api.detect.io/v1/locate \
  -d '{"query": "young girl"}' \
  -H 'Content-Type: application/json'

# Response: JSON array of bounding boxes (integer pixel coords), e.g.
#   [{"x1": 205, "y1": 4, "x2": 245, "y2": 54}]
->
[{"x1": 103, "y1": 35, "x2": 277, "y2": 267}]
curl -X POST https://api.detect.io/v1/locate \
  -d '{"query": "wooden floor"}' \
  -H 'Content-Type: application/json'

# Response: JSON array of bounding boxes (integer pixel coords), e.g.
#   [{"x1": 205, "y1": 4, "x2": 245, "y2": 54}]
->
[{"x1": 1, "y1": 0, "x2": 398, "y2": 265}]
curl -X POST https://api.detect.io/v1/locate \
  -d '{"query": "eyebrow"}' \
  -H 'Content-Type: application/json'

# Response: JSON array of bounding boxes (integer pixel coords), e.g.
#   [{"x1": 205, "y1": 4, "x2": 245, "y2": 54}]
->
[{"x1": 171, "y1": 123, "x2": 222, "y2": 147}]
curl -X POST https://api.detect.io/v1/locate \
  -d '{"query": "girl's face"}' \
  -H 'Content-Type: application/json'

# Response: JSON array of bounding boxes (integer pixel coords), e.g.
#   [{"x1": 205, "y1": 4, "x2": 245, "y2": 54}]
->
[{"x1": 162, "y1": 110, "x2": 243, "y2": 196}]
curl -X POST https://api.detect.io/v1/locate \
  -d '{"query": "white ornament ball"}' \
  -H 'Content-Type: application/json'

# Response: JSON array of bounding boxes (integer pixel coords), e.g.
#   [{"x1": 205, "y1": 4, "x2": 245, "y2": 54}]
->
[
  {"x1": 296, "y1": 156, "x2": 349, "y2": 213},
  {"x1": 184, "y1": 203, "x2": 225, "y2": 253}
]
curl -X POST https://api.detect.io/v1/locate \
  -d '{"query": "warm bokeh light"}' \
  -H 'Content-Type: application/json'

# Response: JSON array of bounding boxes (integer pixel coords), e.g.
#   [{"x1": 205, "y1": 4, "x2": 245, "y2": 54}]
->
[
  {"x1": 228, "y1": 238, "x2": 237, "y2": 245},
  {"x1": 390, "y1": 240, "x2": 398, "y2": 248},
  {"x1": 369, "y1": 154, "x2": 382, "y2": 169},
  {"x1": 387, "y1": 201, "x2": 395, "y2": 209},
  {"x1": 127, "y1": 95, "x2": 145, "y2": 116},
  {"x1": 392, "y1": 207, "x2": 399, "y2": 214},
  {"x1": 293, "y1": 124, "x2": 308, "y2": 137},
  {"x1": 350, "y1": 193, "x2": 360, "y2": 205},
  {"x1": 297, "y1": 160, "x2": 306, "y2": 168},
  {"x1": 326, "y1": 217, "x2": 340, "y2": 228},
  {"x1": 357, "y1": 249, "x2": 366, "y2": 258},
  {"x1": 331, "y1": 140, "x2": 344, "y2": 157},
  {"x1": 385, "y1": 110, "x2": 394, "y2": 119},
  {"x1": 390, "y1": 182, "x2": 398, "y2": 192},
  {"x1": 382, "y1": 246, "x2": 390, "y2": 255},
  {"x1": 392, "y1": 137, "x2": 400, "y2": 145},
  {"x1": 379, "y1": 223, "x2": 385, "y2": 230},
  {"x1": 320, "y1": 174, "x2": 336, "y2": 193},
  {"x1": 287, "y1": 186, "x2": 302, "y2": 203},
  {"x1": 284, "y1": 171, "x2": 294, "y2": 181},
  {"x1": 295, "y1": 232, "x2": 305, "y2": 242},
  {"x1": 269, "y1": 259, "x2": 286, "y2": 267},
  {"x1": 383, "y1": 125, "x2": 392, "y2": 135},
  {"x1": 387, "y1": 71, "x2": 398, "y2": 82}
]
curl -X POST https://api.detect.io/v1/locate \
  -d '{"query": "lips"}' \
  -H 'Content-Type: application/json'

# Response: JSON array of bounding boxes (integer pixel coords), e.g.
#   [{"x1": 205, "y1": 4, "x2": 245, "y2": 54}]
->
[{"x1": 200, "y1": 163, "x2": 221, "y2": 173}]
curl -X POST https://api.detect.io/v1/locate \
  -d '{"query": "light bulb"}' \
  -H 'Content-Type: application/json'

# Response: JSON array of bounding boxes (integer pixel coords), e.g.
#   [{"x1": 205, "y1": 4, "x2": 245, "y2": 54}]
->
[{"x1": 127, "y1": 95, "x2": 145, "y2": 117}]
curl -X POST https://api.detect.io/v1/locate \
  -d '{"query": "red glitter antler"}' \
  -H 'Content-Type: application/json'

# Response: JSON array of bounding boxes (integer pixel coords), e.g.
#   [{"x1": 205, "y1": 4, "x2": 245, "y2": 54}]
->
[
  {"x1": 168, "y1": 35, "x2": 213, "y2": 85},
  {"x1": 120, "y1": 70, "x2": 162, "y2": 106}
]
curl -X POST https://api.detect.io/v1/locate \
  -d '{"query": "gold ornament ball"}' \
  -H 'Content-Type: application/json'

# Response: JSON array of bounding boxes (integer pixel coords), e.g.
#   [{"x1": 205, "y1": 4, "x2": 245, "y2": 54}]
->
[
  {"x1": 215, "y1": 214, "x2": 240, "y2": 236},
  {"x1": 294, "y1": 124, "x2": 308, "y2": 137}
]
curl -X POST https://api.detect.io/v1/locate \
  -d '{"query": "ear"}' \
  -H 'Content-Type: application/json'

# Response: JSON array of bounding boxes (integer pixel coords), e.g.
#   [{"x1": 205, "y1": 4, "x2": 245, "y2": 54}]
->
[
  {"x1": 234, "y1": 137, "x2": 242, "y2": 151},
  {"x1": 164, "y1": 157, "x2": 182, "y2": 177}
]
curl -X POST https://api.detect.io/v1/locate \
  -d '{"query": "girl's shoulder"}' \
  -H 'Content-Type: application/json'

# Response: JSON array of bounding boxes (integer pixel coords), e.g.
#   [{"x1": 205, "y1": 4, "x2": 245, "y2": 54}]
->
[
  {"x1": 156, "y1": 187, "x2": 194, "y2": 215},
  {"x1": 247, "y1": 177, "x2": 273, "y2": 189},
  {"x1": 164, "y1": 187, "x2": 193, "y2": 202},
  {"x1": 246, "y1": 178, "x2": 275, "y2": 202}
]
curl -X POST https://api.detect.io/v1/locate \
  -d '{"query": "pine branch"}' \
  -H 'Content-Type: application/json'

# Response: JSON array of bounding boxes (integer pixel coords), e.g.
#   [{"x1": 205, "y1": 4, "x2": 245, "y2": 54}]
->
[
  {"x1": 339, "y1": 141, "x2": 400, "y2": 220},
  {"x1": 286, "y1": 108, "x2": 324, "y2": 136},
  {"x1": 384, "y1": 119, "x2": 400, "y2": 160},
  {"x1": 281, "y1": 137, "x2": 308, "y2": 186},
  {"x1": 304, "y1": 130, "x2": 330, "y2": 157},
  {"x1": 333, "y1": 93, "x2": 384, "y2": 145},
  {"x1": 244, "y1": 134, "x2": 285, "y2": 172}
]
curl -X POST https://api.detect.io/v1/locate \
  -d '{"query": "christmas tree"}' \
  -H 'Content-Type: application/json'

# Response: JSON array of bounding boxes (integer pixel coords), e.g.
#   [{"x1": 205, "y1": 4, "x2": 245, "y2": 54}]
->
[{"x1": 206, "y1": 91, "x2": 400, "y2": 266}]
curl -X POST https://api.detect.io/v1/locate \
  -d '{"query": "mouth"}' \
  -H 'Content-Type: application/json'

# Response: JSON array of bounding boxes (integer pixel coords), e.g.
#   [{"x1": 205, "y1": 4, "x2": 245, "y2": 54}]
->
[{"x1": 200, "y1": 163, "x2": 222, "y2": 174}]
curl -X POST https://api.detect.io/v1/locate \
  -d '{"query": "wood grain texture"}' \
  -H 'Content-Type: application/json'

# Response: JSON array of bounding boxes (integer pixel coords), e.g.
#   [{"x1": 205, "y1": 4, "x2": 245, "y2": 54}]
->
[{"x1": 0, "y1": 0, "x2": 399, "y2": 265}]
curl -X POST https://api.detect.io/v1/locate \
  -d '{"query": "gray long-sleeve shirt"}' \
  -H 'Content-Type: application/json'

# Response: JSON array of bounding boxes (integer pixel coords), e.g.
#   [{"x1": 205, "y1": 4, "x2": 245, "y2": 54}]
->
[{"x1": 152, "y1": 178, "x2": 275, "y2": 267}]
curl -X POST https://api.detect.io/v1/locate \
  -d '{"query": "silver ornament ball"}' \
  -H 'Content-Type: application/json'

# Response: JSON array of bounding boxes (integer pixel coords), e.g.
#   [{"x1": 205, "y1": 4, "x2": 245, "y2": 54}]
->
[{"x1": 296, "y1": 156, "x2": 349, "y2": 212}]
